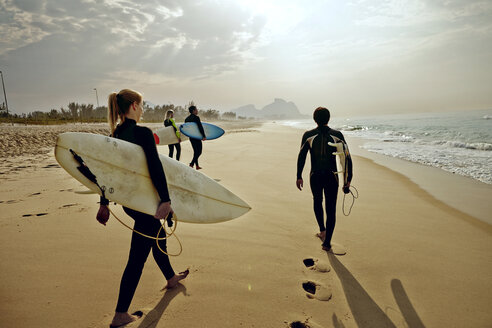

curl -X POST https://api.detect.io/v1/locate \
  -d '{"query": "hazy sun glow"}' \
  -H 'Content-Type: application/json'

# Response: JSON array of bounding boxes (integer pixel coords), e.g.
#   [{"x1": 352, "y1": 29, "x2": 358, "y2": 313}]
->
[
  {"x1": 0, "y1": 0, "x2": 491, "y2": 115},
  {"x1": 236, "y1": 0, "x2": 308, "y2": 37}
]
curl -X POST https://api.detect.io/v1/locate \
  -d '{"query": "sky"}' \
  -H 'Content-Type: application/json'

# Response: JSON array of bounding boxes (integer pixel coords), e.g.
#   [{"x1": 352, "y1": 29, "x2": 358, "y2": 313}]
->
[{"x1": 0, "y1": 0, "x2": 491, "y2": 116}]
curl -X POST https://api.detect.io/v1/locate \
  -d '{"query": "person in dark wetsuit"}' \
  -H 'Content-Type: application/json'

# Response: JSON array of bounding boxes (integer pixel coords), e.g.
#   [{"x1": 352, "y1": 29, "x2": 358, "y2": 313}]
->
[
  {"x1": 164, "y1": 109, "x2": 181, "y2": 161},
  {"x1": 296, "y1": 107, "x2": 353, "y2": 252},
  {"x1": 185, "y1": 105, "x2": 206, "y2": 170},
  {"x1": 96, "y1": 89, "x2": 189, "y2": 328}
]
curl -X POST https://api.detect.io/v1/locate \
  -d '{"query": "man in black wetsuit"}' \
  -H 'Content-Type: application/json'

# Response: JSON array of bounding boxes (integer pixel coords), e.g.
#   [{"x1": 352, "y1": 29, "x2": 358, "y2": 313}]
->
[
  {"x1": 185, "y1": 105, "x2": 206, "y2": 169},
  {"x1": 296, "y1": 107, "x2": 353, "y2": 252}
]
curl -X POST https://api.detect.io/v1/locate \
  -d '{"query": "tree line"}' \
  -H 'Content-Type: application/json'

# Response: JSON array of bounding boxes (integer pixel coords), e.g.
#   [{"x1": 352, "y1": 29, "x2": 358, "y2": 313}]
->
[{"x1": 0, "y1": 101, "x2": 240, "y2": 125}]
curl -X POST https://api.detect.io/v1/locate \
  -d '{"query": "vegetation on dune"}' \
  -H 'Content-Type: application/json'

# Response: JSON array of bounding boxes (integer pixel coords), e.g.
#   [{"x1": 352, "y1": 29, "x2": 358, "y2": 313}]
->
[{"x1": 0, "y1": 101, "x2": 243, "y2": 125}]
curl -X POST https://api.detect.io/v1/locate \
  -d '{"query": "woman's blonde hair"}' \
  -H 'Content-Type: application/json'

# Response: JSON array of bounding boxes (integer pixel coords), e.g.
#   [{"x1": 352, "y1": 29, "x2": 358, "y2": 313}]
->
[
  {"x1": 107, "y1": 89, "x2": 142, "y2": 135},
  {"x1": 165, "y1": 109, "x2": 174, "y2": 119}
]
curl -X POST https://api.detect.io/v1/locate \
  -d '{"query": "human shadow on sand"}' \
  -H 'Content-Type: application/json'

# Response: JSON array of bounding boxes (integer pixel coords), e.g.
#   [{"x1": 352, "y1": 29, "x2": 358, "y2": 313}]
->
[
  {"x1": 328, "y1": 254, "x2": 426, "y2": 328},
  {"x1": 332, "y1": 313, "x2": 346, "y2": 328},
  {"x1": 136, "y1": 284, "x2": 188, "y2": 328},
  {"x1": 391, "y1": 279, "x2": 426, "y2": 328}
]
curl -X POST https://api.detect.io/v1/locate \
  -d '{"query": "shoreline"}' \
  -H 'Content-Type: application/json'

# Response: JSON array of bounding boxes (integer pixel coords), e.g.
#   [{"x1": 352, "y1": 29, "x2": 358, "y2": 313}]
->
[
  {"x1": 346, "y1": 136, "x2": 492, "y2": 225},
  {"x1": 277, "y1": 121, "x2": 491, "y2": 226},
  {"x1": 344, "y1": 135, "x2": 492, "y2": 226}
]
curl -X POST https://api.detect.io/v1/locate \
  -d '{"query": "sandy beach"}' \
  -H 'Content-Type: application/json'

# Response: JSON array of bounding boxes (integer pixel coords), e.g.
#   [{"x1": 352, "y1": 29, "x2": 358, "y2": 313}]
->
[{"x1": 1, "y1": 122, "x2": 491, "y2": 328}]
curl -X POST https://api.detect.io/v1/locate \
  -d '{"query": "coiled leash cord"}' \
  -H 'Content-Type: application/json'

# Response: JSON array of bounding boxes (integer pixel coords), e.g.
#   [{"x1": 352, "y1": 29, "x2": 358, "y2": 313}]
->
[
  {"x1": 108, "y1": 207, "x2": 183, "y2": 257},
  {"x1": 70, "y1": 149, "x2": 183, "y2": 256},
  {"x1": 342, "y1": 185, "x2": 359, "y2": 216}
]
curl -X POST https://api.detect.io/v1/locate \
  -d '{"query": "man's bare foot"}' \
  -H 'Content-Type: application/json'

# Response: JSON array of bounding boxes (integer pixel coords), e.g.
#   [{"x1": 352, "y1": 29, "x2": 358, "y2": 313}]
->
[
  {"x1": 316, "y1": 231, "x2": 326, "y2": 241},
  {"x1": 110, "y1": 311, "x2": 142, "y2": 328},
  {"x1": 165, "y1": 269, "x2": 190, "y2": 289},
  {"x1": 322, "y1": 243, "x2": 346, "y2": 255}
]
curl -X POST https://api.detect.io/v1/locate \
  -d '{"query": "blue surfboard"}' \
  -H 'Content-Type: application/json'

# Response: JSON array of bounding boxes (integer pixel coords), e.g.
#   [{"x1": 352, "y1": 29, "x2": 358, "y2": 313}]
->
[{"x1": 179, "y1": 122, "x2": 225, "y2": 140}]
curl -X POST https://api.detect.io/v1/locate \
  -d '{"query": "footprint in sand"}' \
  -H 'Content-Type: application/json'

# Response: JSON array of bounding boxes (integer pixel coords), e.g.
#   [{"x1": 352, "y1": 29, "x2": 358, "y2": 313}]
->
[
  {"x1": 302, "y1": 280, "x2": 332, "y2": 301},
  {"x1": 303, "y1": 258, "x2": 331, "y2": 272},
  {"x1": 22, "y1": 213, "x2": 48, "y2": 217},
  {"x1": 61, "y1": 203, "x2": 78, "y2": 208},
  {"x1": 43, "y1": 164, "x2": 60, "y2": 168},
  {"x1": 287, "y1": 320, "x2": 324, "y2": 328},
  {"x1": 289, "y1": 322, "x2": 308, "y2": 328}
]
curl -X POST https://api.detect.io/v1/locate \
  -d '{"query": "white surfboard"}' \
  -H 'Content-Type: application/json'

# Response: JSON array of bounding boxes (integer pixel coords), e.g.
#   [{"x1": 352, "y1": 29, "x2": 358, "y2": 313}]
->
[
  {"x1": 55, "y1": 132, "x2": 250, "y2": 223},
  {"x1": 328, "y1": 135, "x2": 349, "y2": 186},
  {"x1": 153, "y1": 126, "x2": 189, "y2": 145}
]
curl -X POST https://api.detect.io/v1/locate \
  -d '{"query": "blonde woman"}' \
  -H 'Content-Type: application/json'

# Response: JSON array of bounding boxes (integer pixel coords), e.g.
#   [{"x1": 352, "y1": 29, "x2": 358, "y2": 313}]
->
[
  {"x1": 96, "y1": 89, "x2": 188, "y2": 328},
  {"x1": 163, "y1": 109, "x2": 181, "y2": 160}
]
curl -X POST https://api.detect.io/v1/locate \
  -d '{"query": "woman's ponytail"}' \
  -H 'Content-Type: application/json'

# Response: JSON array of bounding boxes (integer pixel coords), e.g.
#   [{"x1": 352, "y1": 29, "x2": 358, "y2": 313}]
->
[
  {"x1": 108, "y1": 92, "x2": 119, "y2": 135},
  {"x1": 107, "y1": 89, "x2": 142, "y2": 135}
]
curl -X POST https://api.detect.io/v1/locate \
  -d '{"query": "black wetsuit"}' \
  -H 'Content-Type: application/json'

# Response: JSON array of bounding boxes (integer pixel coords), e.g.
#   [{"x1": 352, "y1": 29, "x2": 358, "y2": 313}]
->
[
  {"x1": 297, "y1": 125, "x2": 353, "y2": 248},
  {"x1": 111, "y1": 119, "x2": 175, "y2": 313},
  {"x1": 164, "y1": 118, "x2": 181, "y2": 161},
  {"x1": 185, "y1": 113, "x2": 206, "y2": 167}
]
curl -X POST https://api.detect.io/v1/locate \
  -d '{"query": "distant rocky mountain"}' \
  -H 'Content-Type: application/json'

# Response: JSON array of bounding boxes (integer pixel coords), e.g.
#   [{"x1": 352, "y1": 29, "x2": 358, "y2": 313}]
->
[
  {"x1": 232, "y1": 104, "x2": 261, "y2": 118},
  {"x1": 231, "y1": 98, "x2": 307, "y2": 119}
]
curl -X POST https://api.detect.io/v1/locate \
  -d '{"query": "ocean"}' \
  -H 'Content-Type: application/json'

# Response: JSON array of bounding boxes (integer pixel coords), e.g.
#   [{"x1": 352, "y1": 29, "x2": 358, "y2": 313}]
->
[{"x1": 282, "y1": 109, "x2": 492, "y2": 185}]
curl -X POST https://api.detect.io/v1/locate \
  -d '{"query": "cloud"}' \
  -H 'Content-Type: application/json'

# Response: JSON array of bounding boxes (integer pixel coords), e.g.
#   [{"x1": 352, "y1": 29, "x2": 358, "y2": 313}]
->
[
  {"x1": 0, "y1": 0, "x2": 267, "y2": 111},
  {"x1": 1, "y1": 0, "x2": 266, "y2": 75}
]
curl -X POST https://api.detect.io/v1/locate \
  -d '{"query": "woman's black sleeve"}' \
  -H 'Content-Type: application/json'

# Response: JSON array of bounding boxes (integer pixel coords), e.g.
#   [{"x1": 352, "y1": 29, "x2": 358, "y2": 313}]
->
[{"x1": 135, "y1": 126, "x2": 171, "y2": 202}]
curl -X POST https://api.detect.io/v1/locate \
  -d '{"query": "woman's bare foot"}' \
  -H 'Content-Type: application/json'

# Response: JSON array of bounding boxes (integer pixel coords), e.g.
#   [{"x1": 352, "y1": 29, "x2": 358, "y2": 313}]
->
[
  {"x1": 166, "y1": 269, "x2": 190, "y2": 289},
  {"x1": 110, "y1": 311, "x2": 142, "y2": 328},
  {"x1": 316, "y1": 231, "x2": 326, "y2": 241}
]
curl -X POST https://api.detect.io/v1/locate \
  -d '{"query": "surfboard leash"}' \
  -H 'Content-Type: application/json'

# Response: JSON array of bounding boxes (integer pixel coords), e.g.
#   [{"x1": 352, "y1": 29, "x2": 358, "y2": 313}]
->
[
  {"x1": 108, "y1": 207, "x2": 183, "y2": 257},
  {"x1": 342, "y1": 185, "x2": 359, "y2": 216},
  {"x1": 69, "y1": 149, "x2": 183, "y2": 256},
  {"x1": 70, "y1": 149, "x2": 108, "y2": 201}
]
